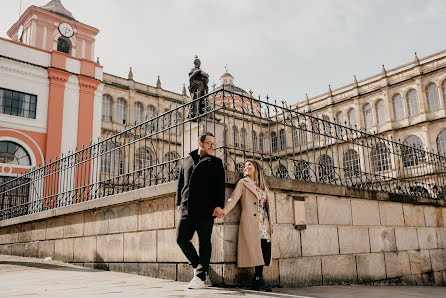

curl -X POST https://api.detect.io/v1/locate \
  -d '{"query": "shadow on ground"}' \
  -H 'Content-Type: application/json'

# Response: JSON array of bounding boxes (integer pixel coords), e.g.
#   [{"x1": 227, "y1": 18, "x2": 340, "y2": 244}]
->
[{"x1": 0, "y1": 261, "x2": 95, "y2": 272}]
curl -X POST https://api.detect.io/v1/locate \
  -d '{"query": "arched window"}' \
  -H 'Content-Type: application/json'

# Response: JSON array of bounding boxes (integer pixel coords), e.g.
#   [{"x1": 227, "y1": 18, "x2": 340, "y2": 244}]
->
[
  {"x1": 240, "y1": 128, "x2": 247, "y2": 149},
  {"x1": 322, "y1": 115, "x2": 332, "y2": 136},
  {"x1": 426, "y1": 83, "x2": 440, "y2": 111},
  {"x1": 375, "y1": 99, "x2": 386, "y2": 125},
  {"x1": 134, "y1": 147, "x2": 154, "y2": 171},
  {"x1": 0, "y1": 141, "x2": 31, "y2": 165},
  {"x1": 134, "y1": 102, "x2": 144, "y2": 124},
  {"x1": 235, "y1": 162, "x2": 245, "y2": 173},
  {"x1": 294, "y1": 160, "x2": 310, "y2": 181},
  {"x1": 437, "y1": 129, "x2": 446, "y2": 156},
  {"x1": 173, "y1": 110, "x2": 183, "y2": 124},
  {"x1": 102, "y1": 95, "x2": 113, "y2": 122},
  {"x1": 363, "y1": 104, "x2": 373, "y2": 129},
  {"x1": 162, "y1": 108, "x2": 171, "y2": 129},
  {"x1": 318, "y1": 154, "x2": 334, "y2": 182},
  {"x1": 406, "y1": 89, "x2": 419, "y2": 117},
  {"x1": 402, "y1": 136, "x2": 425, "y2": 167},
  {"x1": 299, "y1": 123, "x2": 307, "y2": 145},
  {"x1": 116, "y1": 98, "x2": 127, "y2": 125},
  {"x1": 259, "y1": 133, "x2": 264, "y2": 152},
  {"x1": 292, "y1": 127, "x2": 299, "y2": 147},
  {"x1": 101, "y1": 142, "x2": 123, "y2": 174},
  {"x1": 164, "y1": 151, "x2": 180, "y2": 180},
  {"x1": 392, "y1": 94, "x2": 405, "y2": 120},
  {"x1": 147, "y1": 105, "x2": 157, "y2": 119},
  {"x1": 271, "y1": 132, "x2": 278, "y2": 152},
  {"x1": 275, "y1": 163, "x2": 288, "y2": 178},
  {"x1": 252, "y1": 131, "x2": 258, "y2": 152},
  {"x1": 348, "y1": 109, "x2": 356, "y2": 128},
  {"x1": 233, "y1": 126, "x2": 239, "y2": 148},
  {"x1": 146, "y1": 105, "x2": 157, "y2": 132},
  {"x1": 279, "y1": 129, "x2": 286, "y2": 150},
  {"x1": 443, "y1": 80, "x2": 446, "y2": 107},
  {"x1": 336, "y1": 112, "x2": 345, "y2": 136},
  {"x1": 311, "y1": 119, "x2": 320, "y2": 142},
  {"x1": 336, "y1": 112, "x2": 345, "y2": 125},
  {"x1": 57, "y1": 37, "x2": 71, "y2": 54},
  {"x1": 371, "y1": 143, "x2": 391, "y2": 172},
  {"x1": 343, "y1": 149, "x2": 360, "y2": 178}
]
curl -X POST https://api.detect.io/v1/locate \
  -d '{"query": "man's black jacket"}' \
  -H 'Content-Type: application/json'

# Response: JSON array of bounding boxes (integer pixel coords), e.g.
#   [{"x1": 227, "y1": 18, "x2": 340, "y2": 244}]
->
[{"x1": 176, "y1": 149, "x2": 225, "y2": 218}]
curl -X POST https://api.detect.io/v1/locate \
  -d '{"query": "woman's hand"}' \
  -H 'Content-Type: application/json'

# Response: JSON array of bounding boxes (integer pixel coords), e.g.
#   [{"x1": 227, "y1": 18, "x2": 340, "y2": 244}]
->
[
  {"x1": 213, "y1": 207, "x2": 225, "y2": 218},
  {"x1": 270, "y1": 224, "x2": 274, "y2": 235}
]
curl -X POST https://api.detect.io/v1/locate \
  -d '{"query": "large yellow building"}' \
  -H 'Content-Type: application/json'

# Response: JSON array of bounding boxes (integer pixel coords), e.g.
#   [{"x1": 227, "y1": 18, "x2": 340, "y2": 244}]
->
[{"x1": 98, "y1": 50, "x2": 446, "y2": 197}]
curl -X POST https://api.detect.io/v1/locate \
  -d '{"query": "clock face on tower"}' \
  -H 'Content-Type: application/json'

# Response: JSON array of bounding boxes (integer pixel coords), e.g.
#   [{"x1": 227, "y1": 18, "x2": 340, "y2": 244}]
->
[{"x1": 58, "y1": 23, "x2": 74, "y2": 38}]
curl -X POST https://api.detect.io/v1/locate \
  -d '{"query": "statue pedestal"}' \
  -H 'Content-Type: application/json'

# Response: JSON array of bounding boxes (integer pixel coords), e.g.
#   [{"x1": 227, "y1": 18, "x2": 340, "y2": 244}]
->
[{"x1": 182, "y1": 120, "x2": 226, "y2": 160}]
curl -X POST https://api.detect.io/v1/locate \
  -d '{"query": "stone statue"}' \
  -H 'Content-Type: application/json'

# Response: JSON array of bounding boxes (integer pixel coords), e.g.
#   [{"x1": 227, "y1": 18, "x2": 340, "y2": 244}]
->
[{"x1": 188, "y1": 56, "x2": 209, "y2": 117}]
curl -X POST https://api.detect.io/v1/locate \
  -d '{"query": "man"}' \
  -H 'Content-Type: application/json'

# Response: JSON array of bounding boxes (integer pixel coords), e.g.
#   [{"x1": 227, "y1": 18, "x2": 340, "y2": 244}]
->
[{"x1": 176, "y1": 132, "x2": 225, "y2": 289}]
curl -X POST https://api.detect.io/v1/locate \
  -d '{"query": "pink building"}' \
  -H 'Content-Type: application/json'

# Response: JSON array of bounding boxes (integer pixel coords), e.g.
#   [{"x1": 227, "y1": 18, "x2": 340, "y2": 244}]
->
[{"x1": 0, "y1": 0, "x2": 103, "y2": 180}]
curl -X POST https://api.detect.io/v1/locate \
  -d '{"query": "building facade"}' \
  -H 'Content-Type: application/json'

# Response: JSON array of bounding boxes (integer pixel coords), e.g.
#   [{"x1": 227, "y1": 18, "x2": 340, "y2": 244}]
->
[
  {"x1": 291, "y1": 52, "x2": 446, "y2": 158},
  {"x1": 0, "y1": 0, "x2": 103, "y2": 181}
]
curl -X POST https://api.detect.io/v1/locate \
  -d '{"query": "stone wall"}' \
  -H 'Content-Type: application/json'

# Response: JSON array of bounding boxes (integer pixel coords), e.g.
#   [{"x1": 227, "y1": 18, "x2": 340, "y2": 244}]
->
[{"x1": 0, "y1": 172, "x2": 445, "y2": 286}]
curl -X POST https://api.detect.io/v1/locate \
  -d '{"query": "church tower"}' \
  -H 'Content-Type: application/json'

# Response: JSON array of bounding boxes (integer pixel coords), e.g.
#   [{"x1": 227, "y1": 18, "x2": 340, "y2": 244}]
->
[{"x1": 7, "y1": 0, "x2": 99, "y2": 60}]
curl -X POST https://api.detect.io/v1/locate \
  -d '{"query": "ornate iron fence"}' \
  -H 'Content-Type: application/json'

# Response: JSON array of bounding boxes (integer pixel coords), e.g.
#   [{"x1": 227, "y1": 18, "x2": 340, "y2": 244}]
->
[{"x1": 1, "y1": 87, "x2": 445, "y2": 220}]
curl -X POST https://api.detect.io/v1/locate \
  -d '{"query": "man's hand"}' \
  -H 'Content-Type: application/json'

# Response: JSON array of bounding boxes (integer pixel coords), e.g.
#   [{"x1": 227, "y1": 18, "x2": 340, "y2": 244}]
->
[{"x1": 213, "y1": 207, "x2": 224, "y2": 218}]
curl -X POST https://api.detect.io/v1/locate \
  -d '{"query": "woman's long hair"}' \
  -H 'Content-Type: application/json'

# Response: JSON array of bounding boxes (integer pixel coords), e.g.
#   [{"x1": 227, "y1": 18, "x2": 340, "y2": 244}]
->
[{"x1": 245, "y1": 160, "x2": 268, "y2": 191}]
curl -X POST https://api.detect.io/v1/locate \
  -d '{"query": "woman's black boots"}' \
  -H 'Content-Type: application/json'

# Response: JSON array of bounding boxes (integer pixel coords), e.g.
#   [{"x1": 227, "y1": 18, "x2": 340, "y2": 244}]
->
[{"x1": 252, "y1": 276, "x2": 272, "y2": 292}]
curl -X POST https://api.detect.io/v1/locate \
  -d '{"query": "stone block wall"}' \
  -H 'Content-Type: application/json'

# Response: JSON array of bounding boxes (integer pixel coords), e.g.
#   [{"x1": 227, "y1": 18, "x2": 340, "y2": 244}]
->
[
  {"x1": 0, "y1": 173, "x2": 445, "y2": 287},
  {"x1": 268, "y1": 195, "x2": 446, "y2": 286}
]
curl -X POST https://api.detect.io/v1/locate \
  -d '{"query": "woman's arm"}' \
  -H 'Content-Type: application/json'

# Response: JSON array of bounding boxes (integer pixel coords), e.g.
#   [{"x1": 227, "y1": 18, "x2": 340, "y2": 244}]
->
[{"x1": 222, "y1": 179, "x2": 244, "y2": 215}]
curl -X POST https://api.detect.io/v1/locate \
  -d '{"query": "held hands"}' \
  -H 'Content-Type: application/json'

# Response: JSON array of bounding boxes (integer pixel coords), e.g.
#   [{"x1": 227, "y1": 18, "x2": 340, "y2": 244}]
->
[{"x1": 213, "y1": 207, "x2": 224, "y2": 218}]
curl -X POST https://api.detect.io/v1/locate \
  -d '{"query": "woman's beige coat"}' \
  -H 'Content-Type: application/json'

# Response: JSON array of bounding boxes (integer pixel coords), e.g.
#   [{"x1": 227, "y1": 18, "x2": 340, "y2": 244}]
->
[{"x1": 223, "y1": 177, "x2": 274, "y2": 268}]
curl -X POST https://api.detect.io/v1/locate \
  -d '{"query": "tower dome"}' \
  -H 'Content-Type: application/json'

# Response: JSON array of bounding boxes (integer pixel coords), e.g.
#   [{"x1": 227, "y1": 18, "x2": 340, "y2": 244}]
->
[
  {"x1": 220, "y1": 72, "x2": 234, "y2": 86},
  {"x1": 40, "y1": 0, "x2": 75, "y2": 20}
]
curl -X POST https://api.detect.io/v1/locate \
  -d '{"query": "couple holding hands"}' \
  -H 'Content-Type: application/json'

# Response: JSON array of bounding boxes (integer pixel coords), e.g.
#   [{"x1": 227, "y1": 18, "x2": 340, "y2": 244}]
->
[{"x1": 176, "y1": 132, "x2": 273, "y2": 292}]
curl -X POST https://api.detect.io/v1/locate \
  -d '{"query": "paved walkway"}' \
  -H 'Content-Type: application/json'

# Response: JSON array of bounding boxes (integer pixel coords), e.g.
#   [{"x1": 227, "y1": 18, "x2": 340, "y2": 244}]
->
[{"x1": 0, "y1": 255, "x2": 445, "y2": 297}]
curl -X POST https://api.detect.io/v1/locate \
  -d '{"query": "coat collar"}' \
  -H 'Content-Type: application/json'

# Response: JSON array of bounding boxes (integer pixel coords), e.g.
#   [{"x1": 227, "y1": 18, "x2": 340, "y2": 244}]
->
[{"x1": 242, "y1": 177, "x2": 264, "y2": 200}]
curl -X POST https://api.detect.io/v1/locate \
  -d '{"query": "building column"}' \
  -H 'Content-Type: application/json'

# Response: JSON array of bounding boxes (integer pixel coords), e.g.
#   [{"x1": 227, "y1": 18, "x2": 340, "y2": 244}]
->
[
  {"x1": 438, "y1": 83, "x2": 445, "y2": 109},
  {"x1": 415, "y1": 77, "x2": 428, "y2": 114},
  {"x1": 45, "y1": 62, "x2": 70, "y2": 208},
  {"x1": 77, "y1": 76, "x2": 100, "y2": 149},
  {"x1": 354, "y1": 99, "x2": 363, "y2": 130},
  {"x1": 75, "y1": 75, "x2": 100, "y2": 203},
  {"x1": 383, "y1": 87, "x2": 393, "y2": 122},
  {"x1": 46, "y1": 68, "x2": 70, "y2": 161}
]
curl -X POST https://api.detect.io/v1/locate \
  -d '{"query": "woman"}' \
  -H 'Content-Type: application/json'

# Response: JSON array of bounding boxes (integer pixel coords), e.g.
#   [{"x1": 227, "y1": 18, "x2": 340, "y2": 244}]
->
[{"x1": 221, "y1": 160, "x2": 274, "y2": 292}]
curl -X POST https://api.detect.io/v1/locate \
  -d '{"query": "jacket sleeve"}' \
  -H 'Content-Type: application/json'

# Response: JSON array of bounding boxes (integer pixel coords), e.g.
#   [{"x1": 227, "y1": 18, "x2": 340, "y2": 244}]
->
[
  {"x1": 223, "y1": 179, "x2": 244, "y2": 215},
  {"x1": 215, "y1": 159, "x2": 226, "y2": 208},
  {"x1": 176, "y1": 166, "x2": 184, "y2": 206}
]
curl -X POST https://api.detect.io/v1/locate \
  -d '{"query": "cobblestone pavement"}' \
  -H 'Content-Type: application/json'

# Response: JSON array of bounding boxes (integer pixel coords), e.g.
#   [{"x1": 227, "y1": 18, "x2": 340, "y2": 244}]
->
[{"x1": 0, "y1": 255, "x2": 445, "y2": 298}]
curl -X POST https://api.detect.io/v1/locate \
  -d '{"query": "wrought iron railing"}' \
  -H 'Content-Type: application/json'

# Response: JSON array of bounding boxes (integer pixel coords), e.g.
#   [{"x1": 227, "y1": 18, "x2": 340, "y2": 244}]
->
[{"x1": 1, "y1": 87, "x2": 445, "y2": 220}]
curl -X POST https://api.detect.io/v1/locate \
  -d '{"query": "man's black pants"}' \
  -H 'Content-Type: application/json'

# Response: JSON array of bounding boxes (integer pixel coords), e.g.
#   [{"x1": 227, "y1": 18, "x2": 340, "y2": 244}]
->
[{"x1": 176, "y1": 216, "x2": 215, "y2": 281}]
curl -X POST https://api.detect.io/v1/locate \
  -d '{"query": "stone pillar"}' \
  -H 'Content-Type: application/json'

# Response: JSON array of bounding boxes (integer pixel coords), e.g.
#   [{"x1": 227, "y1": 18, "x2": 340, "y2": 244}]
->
[
  {"x1": 354, "y1": 99, "x2": 363, "y2": 130},
  {"x1": 128, "y1": 87, "x2": 136, "y2": 125},
  {"x1": 415, "y1": 77, "x2": 428, "y2": 116},
  {"x1": 438, "y1": 83, "x2": 445, "y2": 109},
  {"x1": 383, "y1": 87, "x2": 393, "y2": 123}
]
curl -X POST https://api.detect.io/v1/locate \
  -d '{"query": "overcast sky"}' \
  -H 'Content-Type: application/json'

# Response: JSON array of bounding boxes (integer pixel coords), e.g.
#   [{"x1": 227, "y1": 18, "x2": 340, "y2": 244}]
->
[{"x1": 1, "y1": 0, "x2": 446, "y2": 104}]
